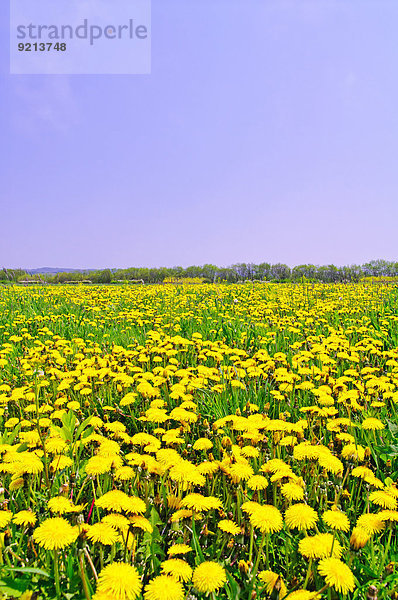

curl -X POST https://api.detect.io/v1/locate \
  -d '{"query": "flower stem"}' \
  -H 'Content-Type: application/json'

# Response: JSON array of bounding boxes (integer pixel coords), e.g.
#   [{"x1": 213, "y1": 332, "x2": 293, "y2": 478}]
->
[{"x1": 54, "y1": 550, "x2": 61, "y2": 599}]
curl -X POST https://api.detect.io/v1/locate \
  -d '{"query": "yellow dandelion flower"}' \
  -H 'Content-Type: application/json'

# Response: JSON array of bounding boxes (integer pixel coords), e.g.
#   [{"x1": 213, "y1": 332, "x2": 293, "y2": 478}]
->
[
  {"x1": 240, "y1": 446, "x2": 260, "y2": 458},
  {"x1": 170, "y1": 510, "x2": 195, "y2": 523},
  {"x1": 241, "y1": 501, "x2": 261, "y2": 515},
  {"x1": 322, "y1": 509, "x2": 350, "y2": 532},
  {"x1": 341, "y1": 444, "x2": 365, "y2": 461},
  {"x1": 258, "y1": 570, "x2": 287, "y2": 598},
  {"x1": 286, "y1": 591, "x2": 319, "y2": 600},
  {"x1": 285, "y1": 504, "x2": 318, "y2": 531},
  {"x1": 93, "y1": 562, "x2": 141, "y2": 600},
  {"x1": 181, "y1": 494, "x2": 222, "y2": 512},
  {"x1": 369, "y1": 491, "x2": 397, "y2": 510},
  {"x1": 247, "y1": 475, "x2": 268, "y2": 491},
  {"x1": 144, "y1": 575, "x2": 184, "y2": 600},
  {"x1": 356, "y1": 513, "x2": 385, "y2": 535},
  {"x1": 351, "y1": 466, "x2": 374, "y2": 479},
  {"x1": 379, "y1": 510, "x2": 398, "y2": 522},
  {"x1": 96, "y1": 491, "x2": 146, "y2": 514},
  {"x1": 33, "y1": 517, "x2": 78, "y2": 550},
  {"x1": 218, "y1": 519, "x2": 241, "y2": 535},
  {"x1": 227, "y1": 462, "x2": 254, "y2": 483},
  {"x1": 192, "y1": 561, "x2": 227, "y2": 594},
  {"x1": 299, "y1": 533, "x2": 342, "y2": 559},
  {"x1": 350, "y1": 526, "x2": 370, "y2": 549},
  {"x1": 0, "y1": 511, "x2": 12, "y2": 528},
  {"x1": 102, "y1": 513, "x2": 130, "y2": 532},
  {"x1": 318, "y1": 454, "x2": 344, "y2": 475},
  {"x1": 12, "y1": 510, "x2": 37, "y2": 527},
  {"x1": 197, "y1": 461, "x2": 220, "y2": 475},
  {"x1": 85, "y1": 455, "x2": 112, "y2": 476},
  {"x1": 362, "y1": 418, "x2": 384, "y2": 430},
  {"x1": 261, "y1": 459, "x2": 287, "y2": 474},
  {"x1": 281, "y1": 482, "x2": 305, "y2": 502},
  {"x1": 167, "y1": 544, "x2": 192, "y2": 556},
  {"x1": 161, "y1": 558, "x2": 193, "y2": 582},
  {"x1": 48, "y1": 496, "x2": 82, "y2": 515},
  {"x1": 318, "y1": 558, "x2": 355, "y2": 594},
  {"x1": 129, "y1": 516, "x2": 153, "y2": 533},
  {"x1": 115, "y1": 466, "x2": 135, "y2": 481},
  {"x1": 193, "y1": 438, "x2": 213, "y2": 451},
  {"x1": 87, "y1": 523, "x2": 120, "y2": 545},
  {"x1": 45, "y1": 437, "x2": 68, "y2": 454},
  {"x1": 250, "y1": 505, "x2": 283, "y2": 534}
]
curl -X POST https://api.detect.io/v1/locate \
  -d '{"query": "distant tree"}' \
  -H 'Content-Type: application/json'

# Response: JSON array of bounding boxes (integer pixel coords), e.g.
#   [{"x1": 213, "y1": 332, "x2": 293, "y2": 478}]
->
[
  {"x1": 94, "y1": 269, "x2": 112, "y2": 284},
  {"x1": 270, "y1": 263, "x2": 291, "y2": 281}
]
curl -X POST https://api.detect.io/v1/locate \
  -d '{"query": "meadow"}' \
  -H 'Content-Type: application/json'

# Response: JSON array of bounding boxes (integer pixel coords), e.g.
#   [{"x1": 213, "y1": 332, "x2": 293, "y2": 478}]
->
[{"x1": 0, "y1": 282, "x2": 397, "y2": 600}]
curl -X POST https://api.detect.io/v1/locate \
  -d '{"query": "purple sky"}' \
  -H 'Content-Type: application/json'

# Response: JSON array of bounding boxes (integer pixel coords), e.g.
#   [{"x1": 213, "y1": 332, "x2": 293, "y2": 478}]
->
[{"x1": 1, "y1": 1, "x2": 398, "y2": 270}]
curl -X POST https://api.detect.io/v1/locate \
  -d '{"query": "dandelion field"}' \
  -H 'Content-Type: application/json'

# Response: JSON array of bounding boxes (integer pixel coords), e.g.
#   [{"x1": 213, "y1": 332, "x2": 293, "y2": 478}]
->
[{"x1": 0, "y1": 282, "x2": 397, "y2": 600}]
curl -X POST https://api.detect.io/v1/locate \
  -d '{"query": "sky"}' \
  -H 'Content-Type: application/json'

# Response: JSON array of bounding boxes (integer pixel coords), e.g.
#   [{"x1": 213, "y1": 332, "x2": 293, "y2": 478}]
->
[{"x1": 1, "y1": 0, "x2": 398, "y2": 270}]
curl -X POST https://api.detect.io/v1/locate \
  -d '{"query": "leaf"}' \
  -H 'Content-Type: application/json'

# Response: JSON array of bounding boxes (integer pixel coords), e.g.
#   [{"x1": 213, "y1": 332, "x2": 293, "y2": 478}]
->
[
  {"x1": 16, "y1": 442, "x2": 29, "y2": 453},
  {"x1": 4, "y1": 566, "x2": 50, "y2": 577},
  {"x1": 225, "y1": 571, "x2": 241, "y2": 600},
  {"x1": 149, "y1": 507, "x2": 162, "y2": 528},
  {"x1": 62, "y1": 410, "x2": 76, "y2": 434},
  {"x1": 7, "y1": 424, "x2": 22, "y2": 445},
  {"x1": 75, "y1": 416, "x2": 93, "y2": 441},
  {"x1": 0, "y1": 576, "x2": 29, "y2": 595},
  {"x1": 387, "y1": 419, "x2": 398, "y2": 435},
  {"x1": 191, "y1": 518, "x2": 205, "y2": 564}
]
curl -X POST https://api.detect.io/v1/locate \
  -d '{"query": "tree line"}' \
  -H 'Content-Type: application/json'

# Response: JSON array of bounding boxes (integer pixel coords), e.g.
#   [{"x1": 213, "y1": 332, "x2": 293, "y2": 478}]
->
[{"x1": 1, "y1": 259, "x2": 398, "y2": 284}]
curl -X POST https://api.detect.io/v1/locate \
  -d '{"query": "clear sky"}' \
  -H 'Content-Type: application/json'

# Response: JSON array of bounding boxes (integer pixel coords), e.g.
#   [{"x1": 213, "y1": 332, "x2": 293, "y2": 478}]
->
[{"x1": 1, "y1": 0, "x2": 398, "y2": 270}]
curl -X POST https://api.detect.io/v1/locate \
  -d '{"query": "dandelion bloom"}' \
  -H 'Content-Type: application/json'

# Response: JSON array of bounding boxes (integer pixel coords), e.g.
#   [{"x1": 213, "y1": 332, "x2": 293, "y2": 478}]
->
[
  {"x1": 181, "y1": 493, "x2": 222, "y2": 512},
  {"x1": 241, "y1": 501, "x2": 261, "y2": 515},
  {"x1": 96, "y1": 490, "x2": 146, "y2": 514},
  {"x1": 48, "y1": 496, "x2": 83, "y2": 515},
  {"x1": 161, "y1": 558, "x2": 193, "y2": 582},
  {"x1": 167, "y1": 544, "x2": 192, "y2": 556},
  {"x1": 322, "y1": 510, "x2": 350, "y2": 532},
  {"x1": 250, "y1": 505, "x2": 283, "y2": 534},
  {"x1": 115, "y1": 466, "x2": 135, "y2": 481},
  {"x1": 12, "y1": 510, "x2": 37, "y2": 527},
  {"x1": 318, "y1": 558, "x2": 355, "y2": 594},
  {"x1": 50, "y1": 455, "x2": 73, "y2": 471},
  {"x1": 369, "y1": 491, "x2": 397, "y2": 510},
  {"x1": 193, "y1": 438, "x2": 213, "y2": 451},
  {"x1": 362, "y1": 418, "x2": 384, "y2": 431},
  {"x1": 227, "y1": 462, "x2": 254, "y2": 483},
  {"x1": 351, "y1": 466, "x2": 374, "y2": 480},
  {"x1": 287, "y1": 591, "x2": 319, "y2": 600},
  {"x1": 85, "y1": 455, "x2": 112, "y2": 476},
  {"x1": 144, "y1": 575, "x2": 184, "y2": 600},
  {"x1": 170, "y1": 509, "x2": 194, "y2": 523},
  {"x1": 247, "y1": 475, "x2": 268, "y2": 491},
  {"x1": 218, "y1": 519, "x2": 241, "y2": 535},
  {"x1": 299, "y1": 533, "x2": 342, "y2": 559},
  {"x1": 102, "y1": 513, "x2": 130, "y2": 532},
  {"x1": 285, "y1": 504, "x2": 318, "y2": 531},
  {"x1": 350, "y1": 526, "x2": 370, "y2": 550},
  {"x1": 258, "y1": 570, "x2": 287, "y2": 598},
  {"x1": 192, "y1": 561, "x2": 227, "y2": 594},
  {"x1": 281, "y1": 482, "x2": 304, "y2": 502},
  {"x1": 0, "y1": 511, "x2": 12, "y2": 528},
  {"x1": 356, "y1": 513, "x2": 385, "y2": 535},
  {"x1": 33, "y1": 517, "x2": 78, "y2": 550},
  {"x1": 379, "y1": 510, "x2": 398, "y2": 522},
  {"x1": 87, "y1": 523, "x2": 120, "y2": 545},
  {"x1": 318, "y1": 454, "x2": 344, "y2": 475},
  {"x1": 130, "y1": 516, "x2": 153, "y2": 533},
  {"x1": 93, "y1": 562, "x2": 142, "y2": 600}
]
